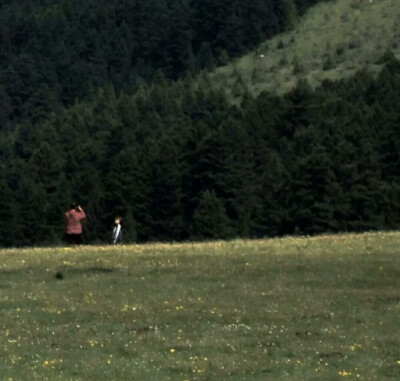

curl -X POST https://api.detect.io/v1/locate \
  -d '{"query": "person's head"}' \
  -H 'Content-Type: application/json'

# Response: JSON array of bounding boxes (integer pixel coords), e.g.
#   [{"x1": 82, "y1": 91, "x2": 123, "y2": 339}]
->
[
  {"x1": 70, "y1": 202, "x2": 78, "y2": 210},
  {"x1": 115, "y1": 217, "x2": 122, "y2": 225}
]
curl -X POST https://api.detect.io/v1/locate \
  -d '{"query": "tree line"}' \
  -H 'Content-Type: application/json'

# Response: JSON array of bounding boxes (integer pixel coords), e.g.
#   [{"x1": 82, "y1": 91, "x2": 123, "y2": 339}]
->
[{"x1": 1, "y1": 53, "x2": 400, "y2": 246}]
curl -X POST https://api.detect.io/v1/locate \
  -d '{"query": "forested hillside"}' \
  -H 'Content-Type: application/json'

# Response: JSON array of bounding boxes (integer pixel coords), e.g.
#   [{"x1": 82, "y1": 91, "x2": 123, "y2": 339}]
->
[
  {"x1": 1, "y1": 55, "x2": 400, "y2": 245},
  {"x1": 0, "y1": 0, "x2": 323, "y2": 127},
  {"x1": 1, "y1": 0, "x2": 400, "y2": 247}
]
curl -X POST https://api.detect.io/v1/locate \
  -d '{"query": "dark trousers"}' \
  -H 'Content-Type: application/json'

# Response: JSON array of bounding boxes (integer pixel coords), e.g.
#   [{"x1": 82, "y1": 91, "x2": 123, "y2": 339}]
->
[{"x1": 66, "y1": 233, "x2": 83, "y2": 245}]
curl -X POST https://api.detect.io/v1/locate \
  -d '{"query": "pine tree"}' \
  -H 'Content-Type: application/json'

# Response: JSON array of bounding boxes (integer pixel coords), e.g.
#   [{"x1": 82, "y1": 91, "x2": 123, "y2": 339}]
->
[
  {"x1": 291, "y1": 124, "x2": 338, "y2": 233},
  {"x1": 122, "y1": 208, "x2": 138, "y2": 243},
  {"x1": 192, "y1": 189, "x2": 232, "y2": 240},
  {"x1": 0, "y1": 146, "x2": 15, "y2": 246},
  {"x1": 105, "y1": 147, "x2": 151, "y2": 242},
  {"x1": 252, "y1": 150, "x2": 291, "y2": 236},
  {"x1": 281, "y1": 0, "x2": 298, "y2": 30},
  {"x1": 197, "y1": 42, "x2": 215, "y2": 71},
  {"x1": 147, "y1": 135, "x2": 185, "y2": 241}
]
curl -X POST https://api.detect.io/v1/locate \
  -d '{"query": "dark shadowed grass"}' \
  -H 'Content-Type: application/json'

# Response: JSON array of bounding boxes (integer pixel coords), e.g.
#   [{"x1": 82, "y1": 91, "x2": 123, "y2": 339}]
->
[{"x1": 0, "y1": 232, "x2": 399, "y2": 380}]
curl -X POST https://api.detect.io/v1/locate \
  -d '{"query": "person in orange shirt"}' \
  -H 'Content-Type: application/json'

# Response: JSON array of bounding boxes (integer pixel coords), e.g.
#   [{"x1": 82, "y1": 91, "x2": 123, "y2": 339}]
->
[{"x1": 65, "y1": 203, "x2": 86, "y2": 244}]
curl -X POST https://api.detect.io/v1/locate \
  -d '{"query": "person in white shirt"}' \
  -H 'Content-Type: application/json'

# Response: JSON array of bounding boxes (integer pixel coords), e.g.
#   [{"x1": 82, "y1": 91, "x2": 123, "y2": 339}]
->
[{"x1": 112, "y1": 217, "x2": 123, "y2": 244}]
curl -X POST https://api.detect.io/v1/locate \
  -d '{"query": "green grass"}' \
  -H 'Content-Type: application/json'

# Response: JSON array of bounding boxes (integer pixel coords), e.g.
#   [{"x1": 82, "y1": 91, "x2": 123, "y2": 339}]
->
[
  {"x1": 1, "y1": 232, "x2": 400, "y2": 380},
  {"x1": 208, "y1": 0, "x2": 400, "y2": 101}
]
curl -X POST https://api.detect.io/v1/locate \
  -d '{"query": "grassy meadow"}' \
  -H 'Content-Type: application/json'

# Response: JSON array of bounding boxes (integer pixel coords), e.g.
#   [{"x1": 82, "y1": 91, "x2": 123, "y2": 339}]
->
[
  {"x1": 1, "y1": 232, "x2": 400, "y2": 380},
  {"x1": 209, "y1": 0, "x2": 400, "y2": 100}
]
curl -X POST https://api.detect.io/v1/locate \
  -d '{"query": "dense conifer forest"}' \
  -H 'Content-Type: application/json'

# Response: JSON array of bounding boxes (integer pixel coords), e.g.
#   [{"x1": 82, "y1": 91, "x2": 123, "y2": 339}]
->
[{"x1": 1, "y1": 0, "x2": 400, "y2": 246}]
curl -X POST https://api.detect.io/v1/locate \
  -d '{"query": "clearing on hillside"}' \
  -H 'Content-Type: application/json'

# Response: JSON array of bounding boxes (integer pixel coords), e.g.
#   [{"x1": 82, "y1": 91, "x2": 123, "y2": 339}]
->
[{"x1": 209, "y1": 0, "x2": 400, "y2": 100}]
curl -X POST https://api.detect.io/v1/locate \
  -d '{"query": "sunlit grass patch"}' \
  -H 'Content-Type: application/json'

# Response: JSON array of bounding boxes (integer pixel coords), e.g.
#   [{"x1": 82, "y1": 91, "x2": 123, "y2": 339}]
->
[{"x1": 0, "y1": 231, "x2": 399, "y2": 380}]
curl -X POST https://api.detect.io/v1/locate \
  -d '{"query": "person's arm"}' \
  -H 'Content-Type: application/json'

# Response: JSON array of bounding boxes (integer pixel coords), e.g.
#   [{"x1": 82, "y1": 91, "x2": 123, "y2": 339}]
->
[{"x1": 77, "y1": 206, "x2": 86, "y2": 220}]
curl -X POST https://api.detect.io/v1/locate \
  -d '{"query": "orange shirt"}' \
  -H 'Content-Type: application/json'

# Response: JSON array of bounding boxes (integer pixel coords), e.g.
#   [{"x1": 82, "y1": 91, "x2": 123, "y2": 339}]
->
[{"x1": 65, "y1": 209, "x2": 86, "y2": 234}]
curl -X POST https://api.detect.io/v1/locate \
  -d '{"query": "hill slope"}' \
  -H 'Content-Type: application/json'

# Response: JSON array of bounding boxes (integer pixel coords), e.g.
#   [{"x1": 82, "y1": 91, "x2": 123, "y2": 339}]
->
[{"x1": 210, "y1": 0, "x2": 400, "y2": 99}]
